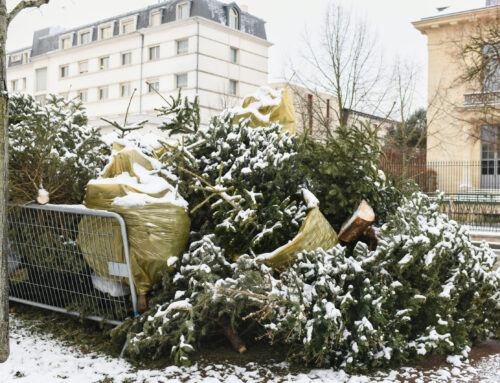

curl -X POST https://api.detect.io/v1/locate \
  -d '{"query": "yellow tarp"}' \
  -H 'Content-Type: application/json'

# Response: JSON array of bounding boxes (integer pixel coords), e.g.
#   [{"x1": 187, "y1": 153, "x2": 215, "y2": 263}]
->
[
  {"x1": 257, "y1": 194, "x2": 339, "y2": 268},
  {"x1": 78, "y1": 145, "x2": 190, "y2": 296},
  {"x1": 233, "y1": 87, "x2": 297, "y2": 136}
]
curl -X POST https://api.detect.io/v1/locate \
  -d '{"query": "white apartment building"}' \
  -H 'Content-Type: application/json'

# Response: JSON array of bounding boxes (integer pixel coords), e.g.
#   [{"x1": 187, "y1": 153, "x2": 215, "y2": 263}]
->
[{"x1": 6, "y1": 0, "x2": 271, "y2": 133}]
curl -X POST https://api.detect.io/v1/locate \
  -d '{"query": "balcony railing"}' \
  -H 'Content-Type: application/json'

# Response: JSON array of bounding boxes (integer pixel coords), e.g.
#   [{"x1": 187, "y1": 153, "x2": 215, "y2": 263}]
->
[{"x1": 464, "y1": 91, "x2": 500, "y2": 106}]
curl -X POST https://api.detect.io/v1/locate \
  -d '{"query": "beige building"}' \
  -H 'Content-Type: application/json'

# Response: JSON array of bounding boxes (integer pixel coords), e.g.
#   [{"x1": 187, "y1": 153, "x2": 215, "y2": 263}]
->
[
  {"x1": 269, "y1": 82, "x2": 396, "y2": 141},
  {"x1": 6, "y1": 0, "x2": 270, "y2": 133},
  {"x1": 413, "y1": 1, "x2": 500, "y2": 191}
]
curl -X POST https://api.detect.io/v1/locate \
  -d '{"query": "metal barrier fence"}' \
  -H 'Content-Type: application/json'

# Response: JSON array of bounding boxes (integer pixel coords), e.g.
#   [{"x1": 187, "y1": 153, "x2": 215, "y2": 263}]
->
[
  {"x1": 8, "y1": 204, "x2": 138, "y2": 325},
  {"x1": 381, "y1": 161, "x2": 500, "y2": 233}
]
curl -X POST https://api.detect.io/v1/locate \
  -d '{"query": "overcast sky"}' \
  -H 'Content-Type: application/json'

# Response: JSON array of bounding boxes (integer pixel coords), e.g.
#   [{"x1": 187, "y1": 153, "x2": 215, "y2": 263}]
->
[{"x1": 6, "y1": 0, "x2": 487, "y2": 110}]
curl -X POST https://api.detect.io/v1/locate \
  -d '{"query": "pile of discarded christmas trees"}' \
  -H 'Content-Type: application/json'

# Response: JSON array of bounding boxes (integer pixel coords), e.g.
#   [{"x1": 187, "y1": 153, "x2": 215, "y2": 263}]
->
[{"x1": 7, "y1": 88, "x2": 500, "y2": 373}]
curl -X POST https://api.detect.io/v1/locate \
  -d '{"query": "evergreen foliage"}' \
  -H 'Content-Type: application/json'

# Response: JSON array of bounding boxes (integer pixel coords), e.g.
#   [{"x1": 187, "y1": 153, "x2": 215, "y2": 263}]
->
[
  {"x1": 296, "y1": 124, "x2": 403, "y2": 229},
  {"x1": 8, "y1": 93, "x2": 109, "y2": 204},
  {"x1": 241, "y1": 193, "x2": 500, "y2": 372},
  {"x1": 157, "y1": 93, "x2": 307, "y2": 257}
]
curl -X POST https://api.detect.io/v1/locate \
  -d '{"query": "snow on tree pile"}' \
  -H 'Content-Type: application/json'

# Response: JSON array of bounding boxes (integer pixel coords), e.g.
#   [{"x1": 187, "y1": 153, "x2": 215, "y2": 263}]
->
[
  {"x1": 8, "y1": 93, "x2": 109, "y2": 204},
  {"x1": 113, "y1": 192, "x2": 499, "y2": 372},
  {"x1": 112, "y1": 91, "x2": 498, "y2": 373},
  {"x1": 156, "y1": 91, "x2": 308, "y2": 257}
]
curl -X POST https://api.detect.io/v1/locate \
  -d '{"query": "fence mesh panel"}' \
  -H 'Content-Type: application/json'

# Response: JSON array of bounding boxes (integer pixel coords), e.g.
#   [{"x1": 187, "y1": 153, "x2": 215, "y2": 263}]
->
[{"x1": 8, "y1": 204, "x2": 137, "y2": 325}]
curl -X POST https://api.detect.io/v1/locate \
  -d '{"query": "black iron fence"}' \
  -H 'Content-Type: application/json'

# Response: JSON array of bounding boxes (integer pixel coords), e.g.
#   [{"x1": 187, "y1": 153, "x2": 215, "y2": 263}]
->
[{"x1": 381, "y1": 161, "x2": 500, "y2": 233}]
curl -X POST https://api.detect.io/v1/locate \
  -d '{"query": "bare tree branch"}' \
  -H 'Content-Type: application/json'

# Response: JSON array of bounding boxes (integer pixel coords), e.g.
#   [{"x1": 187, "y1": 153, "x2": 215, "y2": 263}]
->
[{"x1": 7, "y1": 0, "x2": 48, "y2": 25}]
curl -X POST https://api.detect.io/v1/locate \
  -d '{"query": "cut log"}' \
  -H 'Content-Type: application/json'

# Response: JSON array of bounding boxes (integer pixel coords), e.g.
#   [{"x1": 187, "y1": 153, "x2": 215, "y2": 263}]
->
[
  {"x1": 339, "y1": 200, "x2": 375, "y2": 242},
  {"x1": 217, "y1": 316, "x2": 247, "y2": 354},
  {"x1": 36, "y1": 189, "x2": 49, "y2": 205},
  {"x1": 362, "y1": 225, "x2": 378, "y2": 251}
]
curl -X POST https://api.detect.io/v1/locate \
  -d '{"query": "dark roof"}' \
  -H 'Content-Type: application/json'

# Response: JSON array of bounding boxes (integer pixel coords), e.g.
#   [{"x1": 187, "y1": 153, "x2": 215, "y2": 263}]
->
[{"x1": 8, "y1": 0, "x2": 267, "y2": 63}]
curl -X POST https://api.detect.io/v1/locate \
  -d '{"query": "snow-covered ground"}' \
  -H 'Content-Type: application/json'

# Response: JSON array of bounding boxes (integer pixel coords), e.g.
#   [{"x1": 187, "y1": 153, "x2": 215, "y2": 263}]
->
[{"x1": 1, "y1": 316, "x2": 499, "y2": 383}]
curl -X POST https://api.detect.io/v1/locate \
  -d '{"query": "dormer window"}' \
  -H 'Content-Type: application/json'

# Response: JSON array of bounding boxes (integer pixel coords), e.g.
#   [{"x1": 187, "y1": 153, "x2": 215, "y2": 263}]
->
[
  {"x1": 177, "y1": 2, "x2": 190, "y2": 20},
  {"x1": 11, "y1": 54, "x2": 21, "y2": 62},
  {"x1": 79, "y1": 31, "x2": 90, "y2": 45},
  {"x1": 100, "y1": 25, "x2": 112, "y2": 40},
  {"x1": 151, "y1": 10, "x2": 161, "y2": 26},
  {"x1": 23, "y1": 52, "x2": 29, "y2": 64},
  {"x1": 60, "y1": 36, "x2": 71, "y2": 50},
  {"x1": 229, "y1": 7, "x2": 239, "y2": 29},
  {"x1": 121, "y1": 18, "x2": 135, "y2": 34}
]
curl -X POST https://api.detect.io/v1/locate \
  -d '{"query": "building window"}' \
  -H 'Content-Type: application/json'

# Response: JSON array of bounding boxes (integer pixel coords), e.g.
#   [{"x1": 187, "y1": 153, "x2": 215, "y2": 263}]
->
[
  {"x1": 230, "y1": 47, "x2": 238, "y2": 63},
  {"x1": 60, "y1": 92, "x2": 69, "y2": 100},
  {"x1": 11, "y1": 54, "x2": 21, "y2": 62},
  {"x1": 483, "y1": 45, "x2": 500, "y2": 92},
  {"x1": 23, "y1": 52, "x2": 29, "y2": 64},
  {"x1": 78, "y1": 90, "x2": 88, "y2": 102},
  {"x1": 35, "y1": 67, "x2": 47, "y2": 92},
  {"x1": 177, "y1": 2, "x2": 189, "y2": 20},
  {"x1": 176, "y1": 73, "x2": 187, "y2": 88},
  {"x1": 99, "y1": 56, "x2": 110, "y2": 70},
  {"x1": 35, "y1": 94, "x2": 46, "y2": 105},
  {"x1": 61, "y1": 37, "x2": 71, "y2": 50},
  {"x1": 100, "y1": 25, "x2": 112, "y2": 40},
  {"x1": 99, "y1": 87, "x2": 109, "y2": 100},
  {"x1": 20, "y1": 78, "x2": 26, "y2": 90},
  {"x1": 148, "y1": 81, "x2": 160, "y2": 93},
  {"x1": 121, "y1": 83, "x2": 132, "y2": 97},
  {"x1": 149, "y1": 45, "x2": 160, "y2": 60},
  {"x1": 60, "y1": 65, "x2": 69, "y2": 78},
  {"x1": 78, "y1": 60, "x2": 88, "y2": 74},
  {"x1": 177, "y1": 39, "x2": 188, "y2": 54},
  {"x1": 121, "y1": 52, "x2": 132, "y2": 65},
  {"x1": 11, "y1": 80, "x2": 18, "y2": 92},
  {"x1": 229, "y1": 7, "x2": 239, "y2": 29},
  {"x1": 79, "y1": 31, "x2": 90, "y2": 45},
  {"x1": 151, "y1": 10, "x2": 161, "y2": 26},
  {"x1": 229, "y1": 80, "x2": 238, "y2": 95},
  {"x1": 121, "y1": 19, "x2": 135, "y2": 34}
]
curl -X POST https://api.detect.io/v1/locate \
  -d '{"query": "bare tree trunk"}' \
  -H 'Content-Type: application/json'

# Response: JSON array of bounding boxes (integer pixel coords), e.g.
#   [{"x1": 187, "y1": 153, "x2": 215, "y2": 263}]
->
[
  {"x1": 0, "y1": 0, "x2": 10, "y2": 363},
  {"x1": 0, "y1": 0, "x2": 49, "y2": 363}
]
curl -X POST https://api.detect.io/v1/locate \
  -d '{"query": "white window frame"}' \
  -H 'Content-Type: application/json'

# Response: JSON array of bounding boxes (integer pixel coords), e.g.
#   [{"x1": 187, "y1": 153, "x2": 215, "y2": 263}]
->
[
  {"x1": 229, "y1": 79, "x2": 238, "y2": 95},
  {"x1": 229, "y1": 7, "x2": 239, "y2": 29},
  {"x1": 11, "y1": 79, "x2": 18, "y2": 92},
  {"x1": 60, "y1": 34, "x2": 72, "y2": 50},
  {"x1": 79, "y1": 29, "x2": 91, "y2": 45},
  {"x1": 176, "y1": 2, "x2": 190, "y2": 20},
  {"x1": 148, "y1": 80, "x2": 160, "y2": 93},
  {"x1": 120, "y1": 83, "x2": 132, "y2": 97},
  {"x1": 99, "y1": 23, "x2": 113, "y2": 40},
  {"x1": 149, "y1": 45, "x2": 160, "y2": 60},
  {"x1": 177, "y1": 39, "x2": 188, "y2": 55},
  {"x1": 120, "y1": 17, "x2": 136, "y2": 34},
  {"x1": 121, "y1": 51, "x2": 132, "y2": 66},
  {"x1": 78, "y1": 90, "x2": 88, "y2": 102},
  {"x1": 60, "y1": 65, "x2": 69, "y2": 78},
  {"x1": 20, "y1": 78, "x2": 26, "y2": 90},
  {"x1": 11, "y1": 54, "x2": 21, "y2": 62},
  {"x1": 150, "y1": 10, "x2": 161, "y2": 26},
  {"x1": 99, "y1": 56, "x2": 110, "y2": 70},
  {"x1": 22, "y1": 51, "x2": 29, "y2": 64},
  {"x1": 35, "y1": 67, "x2": 47, "y2": 92},
  {"x1": 230, "y1": 47, "x2": 238, "y2": 64},
  {"x1": 78, "y1": 60, "x2": 88, "y2": 74},
  {"x1": 176, "y1": 73, "x2": 188, "y2": 89},
  {"x1": 98, "y1": 87, "x2": 109, "y2": 100}
]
